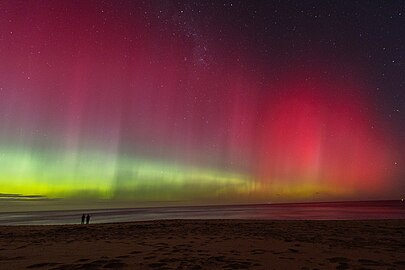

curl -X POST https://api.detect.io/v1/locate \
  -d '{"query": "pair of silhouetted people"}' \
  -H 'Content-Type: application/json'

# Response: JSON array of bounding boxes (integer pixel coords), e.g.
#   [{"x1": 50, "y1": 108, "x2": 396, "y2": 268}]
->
[{"x1": 81, "y1": 214, "x2": 91, "y2": 224}]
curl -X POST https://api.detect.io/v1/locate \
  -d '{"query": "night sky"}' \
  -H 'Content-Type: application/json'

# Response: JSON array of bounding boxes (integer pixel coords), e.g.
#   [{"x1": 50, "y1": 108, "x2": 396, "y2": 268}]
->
[{"x1": 0, "y1": 1, "x2": 404, "y2": 208}]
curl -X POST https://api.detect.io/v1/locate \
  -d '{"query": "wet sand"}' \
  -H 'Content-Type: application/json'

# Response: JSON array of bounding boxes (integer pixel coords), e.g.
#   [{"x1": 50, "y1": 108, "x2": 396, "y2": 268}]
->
[{"x1": 1, "y1": 219, "x2": 404, "y2": 269}]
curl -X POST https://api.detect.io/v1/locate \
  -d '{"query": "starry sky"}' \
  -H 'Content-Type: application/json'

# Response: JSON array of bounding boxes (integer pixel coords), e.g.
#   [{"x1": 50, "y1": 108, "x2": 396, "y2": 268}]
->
[{"x1": 0, "y1": 1, "x2": 404, "y2": 209}]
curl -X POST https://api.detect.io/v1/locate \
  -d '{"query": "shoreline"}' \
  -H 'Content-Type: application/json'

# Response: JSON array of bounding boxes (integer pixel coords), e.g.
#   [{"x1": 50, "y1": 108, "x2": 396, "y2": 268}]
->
[
  {"x1": 1, "y1": 217, "x2": 405, "y2": 227},
  {"x1": 1, "y1": 219, "x2": 404, "y2": 269},
  {"x1": 1, "y1": 200, "x2": 404, "y2": 225}
]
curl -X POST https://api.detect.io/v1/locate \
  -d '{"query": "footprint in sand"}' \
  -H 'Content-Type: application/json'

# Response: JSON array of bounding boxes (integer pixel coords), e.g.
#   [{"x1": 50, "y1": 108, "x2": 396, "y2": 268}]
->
[
  {"x1": 358, "y1": 258, "x2": 386, "y2": 266},
  {"x1": 75, "y1": 258, "x2": 90, "y2": 262},
  {"x1": 250, "y1": 249, "x2": 266, "y2": 255},
  {"x1": 327, "y1": 257, "x2": 350, "y2": 263},
  {"x1": 27, "y1": 262, "x2": 60, "y2": 268},
  {"x1": 148, "y1": 262, "x2": 168, "y2": 268},
  {"x1": 103, "y1": 261, "x2": 128, "y2": 269},
  {"x1": 116, "y1": 255, "x2": 130, "y2": 259},
  {"x1": 144, "y1": 255, "x2": 156, "y2": 260}
]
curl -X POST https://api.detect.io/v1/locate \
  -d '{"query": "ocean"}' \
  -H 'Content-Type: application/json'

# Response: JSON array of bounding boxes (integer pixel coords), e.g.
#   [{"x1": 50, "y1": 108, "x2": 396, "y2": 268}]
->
[{"x1": 0, "y1": 200, "x2": 404, "y2": 225}]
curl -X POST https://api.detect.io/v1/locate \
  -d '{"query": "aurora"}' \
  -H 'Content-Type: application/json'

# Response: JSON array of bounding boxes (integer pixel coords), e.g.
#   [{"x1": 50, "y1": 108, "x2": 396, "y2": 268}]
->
[{"x1": 0, "y1": 0, "x2": 403, "y2": 210}]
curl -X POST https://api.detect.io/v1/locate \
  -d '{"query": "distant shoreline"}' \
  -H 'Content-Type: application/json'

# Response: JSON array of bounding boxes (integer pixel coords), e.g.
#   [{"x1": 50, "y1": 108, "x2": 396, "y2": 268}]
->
[{"x1": 1, "y1": 199, "x2": 402, "y2": 213}]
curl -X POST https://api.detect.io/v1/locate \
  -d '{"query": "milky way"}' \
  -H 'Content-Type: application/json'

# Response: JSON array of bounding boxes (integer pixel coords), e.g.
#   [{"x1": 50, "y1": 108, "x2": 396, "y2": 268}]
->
[{"x1": 0, "y1": 1, "x2": 403, "y2": 207}]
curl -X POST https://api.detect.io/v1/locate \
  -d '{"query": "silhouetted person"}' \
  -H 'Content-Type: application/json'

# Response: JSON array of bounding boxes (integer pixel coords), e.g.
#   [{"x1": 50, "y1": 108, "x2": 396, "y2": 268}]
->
[
  {"x1": 86, "y1": 214, "x2": 90, "y2": 224},
  {"x1": 81, "y1": 214, "x2": 85, "y2": 224}
]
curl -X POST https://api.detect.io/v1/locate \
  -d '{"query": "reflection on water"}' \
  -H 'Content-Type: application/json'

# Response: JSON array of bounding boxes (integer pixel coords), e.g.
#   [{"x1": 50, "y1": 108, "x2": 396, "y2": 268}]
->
[{"x1": 0, "y1": 200, "x2": 404, "y2": 225}]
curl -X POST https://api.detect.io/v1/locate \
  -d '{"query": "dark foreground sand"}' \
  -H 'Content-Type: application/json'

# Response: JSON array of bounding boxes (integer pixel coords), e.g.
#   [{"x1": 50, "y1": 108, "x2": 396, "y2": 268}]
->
[{"x1": 1, "y1": 220, "x2": 404, "y2": 269}]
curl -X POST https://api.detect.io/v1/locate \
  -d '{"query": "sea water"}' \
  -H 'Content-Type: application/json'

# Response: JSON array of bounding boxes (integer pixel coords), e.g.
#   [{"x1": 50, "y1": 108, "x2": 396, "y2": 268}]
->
[{"x1": 0, "y1": 200, "x2": 404, "y2": 225}]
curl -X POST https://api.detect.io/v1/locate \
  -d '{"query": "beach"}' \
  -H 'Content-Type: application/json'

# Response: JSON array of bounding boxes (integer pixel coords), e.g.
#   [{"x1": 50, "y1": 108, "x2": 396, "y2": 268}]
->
[{"x1": 1, "y1": 219, "x2": 404, "y2": 269}]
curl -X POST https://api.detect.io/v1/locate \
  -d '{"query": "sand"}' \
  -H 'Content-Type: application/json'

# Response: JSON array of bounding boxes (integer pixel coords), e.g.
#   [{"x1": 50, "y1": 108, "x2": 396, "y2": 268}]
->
[{"x1": 0, "y1": 219, "x2": 404, "y2": 269}]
